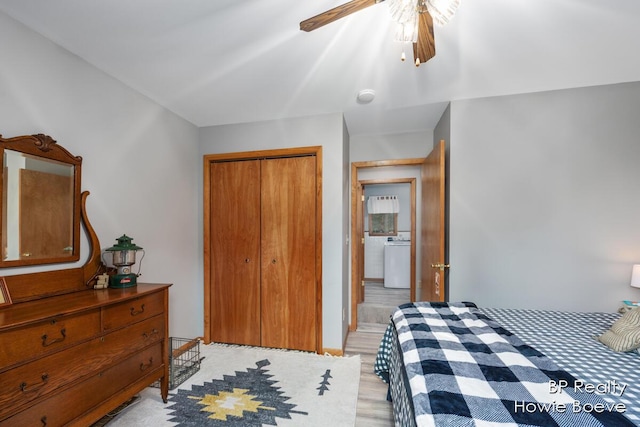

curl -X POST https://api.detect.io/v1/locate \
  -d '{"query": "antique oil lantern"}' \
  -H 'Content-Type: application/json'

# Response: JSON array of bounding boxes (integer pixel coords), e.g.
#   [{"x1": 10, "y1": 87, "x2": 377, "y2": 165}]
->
[{"x1": 104, "y1": 234, "x2": 144, "y2": 288}]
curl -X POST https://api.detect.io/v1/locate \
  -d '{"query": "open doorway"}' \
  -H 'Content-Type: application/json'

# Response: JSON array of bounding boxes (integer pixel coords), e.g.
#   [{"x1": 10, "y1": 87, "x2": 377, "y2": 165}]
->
[
  {"x1": 350, "y1": 159, "x2": 424, "y2": 331},
  {"x1": 358, "y1": 180, "x2": 415, "y2": 326},
  {"x1": 349, "y1": 142, "x2": 448, "y2": 331}
]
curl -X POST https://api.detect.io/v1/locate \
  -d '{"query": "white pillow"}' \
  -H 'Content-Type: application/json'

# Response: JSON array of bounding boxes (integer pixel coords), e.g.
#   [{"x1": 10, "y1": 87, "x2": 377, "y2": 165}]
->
[{"x1": 596, "y1": 308, "x2": 640, "y2": 352}]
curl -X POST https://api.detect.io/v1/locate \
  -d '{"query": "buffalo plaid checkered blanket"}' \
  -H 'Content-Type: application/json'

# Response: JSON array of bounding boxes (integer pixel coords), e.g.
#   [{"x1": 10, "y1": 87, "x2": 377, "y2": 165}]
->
[{"x1": 375, "y1": 302, "x2": 635, "y2": 427}]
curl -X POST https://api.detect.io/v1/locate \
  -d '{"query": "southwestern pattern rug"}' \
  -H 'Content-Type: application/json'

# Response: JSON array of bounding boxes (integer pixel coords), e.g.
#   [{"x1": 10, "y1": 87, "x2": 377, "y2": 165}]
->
[{"x1": 106, "y1": 343, "x2": 361, "y2": 427}]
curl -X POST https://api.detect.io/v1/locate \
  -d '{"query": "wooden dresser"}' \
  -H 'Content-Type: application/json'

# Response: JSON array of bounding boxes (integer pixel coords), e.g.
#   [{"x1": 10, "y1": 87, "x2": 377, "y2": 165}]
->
[
  {"x1": 0, "y1": 133, "x2": 171, "y2": 426},
  {"x1": 0, "y1": 283, "x2": 170, "y2": 426}
]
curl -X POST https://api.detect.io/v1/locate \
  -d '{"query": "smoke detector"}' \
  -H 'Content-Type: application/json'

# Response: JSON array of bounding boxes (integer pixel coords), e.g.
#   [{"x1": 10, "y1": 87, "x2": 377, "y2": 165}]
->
[{"x1": 356, "y1": 89, "x2": 375, "y2": 104}]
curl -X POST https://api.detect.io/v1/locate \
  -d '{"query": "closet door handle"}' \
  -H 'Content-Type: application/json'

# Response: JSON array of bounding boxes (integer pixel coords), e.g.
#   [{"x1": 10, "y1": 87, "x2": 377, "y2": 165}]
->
[
  {"x1": 271, "y1": 259, "x2": 277, "y2": 264},
  {"x1": 245, "y1": 258, "x2": 250, "y2": 263}
]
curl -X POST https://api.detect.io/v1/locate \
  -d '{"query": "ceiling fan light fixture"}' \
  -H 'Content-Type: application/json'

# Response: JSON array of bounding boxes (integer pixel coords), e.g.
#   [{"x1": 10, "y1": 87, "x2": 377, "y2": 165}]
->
[
  {"x1": 424, "y1": 0, "x2": 460, "y2": 26},
  {"x1": 388, "y1": 0, "x2": 418, "y2": 24},
  {"x1": 299, "y1": 0, "x2": 440, "y2": 67},
  {"x1": 394, "y1": 15, "x2": 419, "y2": 43},
  {"x1": 388, "y1": 0, "x2": 420, "y2": 42}
]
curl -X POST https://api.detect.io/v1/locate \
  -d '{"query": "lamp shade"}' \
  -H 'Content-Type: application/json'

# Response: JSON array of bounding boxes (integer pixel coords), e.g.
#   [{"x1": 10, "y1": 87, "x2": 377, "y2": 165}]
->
[{"x1": 631, "y1": 264, "x2": 640, "y2": 288}]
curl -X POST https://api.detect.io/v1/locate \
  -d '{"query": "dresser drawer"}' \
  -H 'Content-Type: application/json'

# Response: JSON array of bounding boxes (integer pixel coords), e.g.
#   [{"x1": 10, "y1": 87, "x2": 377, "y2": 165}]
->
[
  {"x1": 0, "y1": 315, "x2": 165, "y2": 420},
  {"x1": 0, "y1": 343, "x2": 164, "y2": 427},
  {"x1": 101, "y1": 313, "x2": 165, "y2": 358},
  {"x1": 0, "y1": 310, "x2": 101, "y2": 369},
  {"x1": 103, "y1": 291, "x2": 165, "y2": 331}
]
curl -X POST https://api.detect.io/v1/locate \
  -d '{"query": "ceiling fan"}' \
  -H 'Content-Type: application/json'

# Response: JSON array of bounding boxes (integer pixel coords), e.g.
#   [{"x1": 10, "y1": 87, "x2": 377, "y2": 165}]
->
[{"x1": 300, "y1": 0, "x2": 459, "y2": 67}]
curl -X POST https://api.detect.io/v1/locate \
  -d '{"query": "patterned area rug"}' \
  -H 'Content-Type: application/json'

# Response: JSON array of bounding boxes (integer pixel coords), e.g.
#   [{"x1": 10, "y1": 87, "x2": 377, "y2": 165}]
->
[{"x1": 105, "y1": 343, "x2": 360, "y2": 426}]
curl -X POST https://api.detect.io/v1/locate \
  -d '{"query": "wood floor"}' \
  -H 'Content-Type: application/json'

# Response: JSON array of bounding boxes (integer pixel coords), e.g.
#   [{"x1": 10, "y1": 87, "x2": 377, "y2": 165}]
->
[
  {"x1": 345, "y1": 324, "x2": 394, "y2": 426},
  {"x1": 345, "y1": 282, "x2": 411, "y2": 426}
]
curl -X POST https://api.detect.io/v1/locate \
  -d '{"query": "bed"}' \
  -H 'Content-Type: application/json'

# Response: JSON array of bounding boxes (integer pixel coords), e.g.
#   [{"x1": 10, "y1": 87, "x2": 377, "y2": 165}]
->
[{"x1": 374, "y1": 302, "x2": 640, "y2": 426}]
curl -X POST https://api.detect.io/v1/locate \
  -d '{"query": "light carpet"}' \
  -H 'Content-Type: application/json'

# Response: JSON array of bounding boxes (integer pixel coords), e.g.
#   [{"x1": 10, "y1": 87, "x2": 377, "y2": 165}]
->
[{"x1": 105, "y1": 342, "x2": 361, "y2": 427}]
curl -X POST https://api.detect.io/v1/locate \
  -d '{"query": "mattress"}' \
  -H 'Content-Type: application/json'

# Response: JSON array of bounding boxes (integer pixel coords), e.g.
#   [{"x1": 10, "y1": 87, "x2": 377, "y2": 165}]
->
[
  {"x1": 481, "y1": 307, "x2": 640, "y2": 425},
  {"x1": 375, "y1": 303, "x2": 639, "y2": 426}
]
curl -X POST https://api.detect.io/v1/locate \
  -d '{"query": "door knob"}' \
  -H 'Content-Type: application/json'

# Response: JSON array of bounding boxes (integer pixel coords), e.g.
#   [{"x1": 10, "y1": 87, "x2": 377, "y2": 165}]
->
[{"x1": 431, "y1": 263, "x2": 450, "y2": 270}]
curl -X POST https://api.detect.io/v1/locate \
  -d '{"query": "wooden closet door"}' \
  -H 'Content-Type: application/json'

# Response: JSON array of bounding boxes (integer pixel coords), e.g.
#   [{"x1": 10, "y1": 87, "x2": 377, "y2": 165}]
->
[
  {"x1": 260, "y1": 156, "x2": 317, "y2": 351},
  {"x1": 209, "y1": 160, "x2": 261, "y2": 346}
]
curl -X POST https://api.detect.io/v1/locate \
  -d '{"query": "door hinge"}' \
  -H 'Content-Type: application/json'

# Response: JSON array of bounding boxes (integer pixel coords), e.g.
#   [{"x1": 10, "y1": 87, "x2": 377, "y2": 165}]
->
[
  {"x1": 361, "y1": 237, "x2": 365, "y2": 244},
  {"x1": 361, "y1": 195, "x2": 365, "y2": 202},
  {"x1": 361, "y1": 280, "x2": 365, "y2": 287}
]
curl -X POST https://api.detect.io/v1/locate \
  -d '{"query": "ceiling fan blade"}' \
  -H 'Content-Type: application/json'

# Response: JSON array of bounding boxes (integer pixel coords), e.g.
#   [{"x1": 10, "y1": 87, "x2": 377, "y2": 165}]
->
[
  {"x1": 300, "y1": 0, "x2": 382, "y2": 32},
  {"x1": 413, "y1": 11, "x2": 436, "y2": 66}
]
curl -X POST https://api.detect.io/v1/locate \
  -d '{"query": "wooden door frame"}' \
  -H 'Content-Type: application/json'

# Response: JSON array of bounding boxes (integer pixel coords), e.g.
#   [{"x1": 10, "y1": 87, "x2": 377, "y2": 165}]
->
[
  {"x1": 204, "y1": 146, "x2": 323, "y2": 353},
  {"x1": 350, "y1": 158, "x2": 425, "y2": 331}
]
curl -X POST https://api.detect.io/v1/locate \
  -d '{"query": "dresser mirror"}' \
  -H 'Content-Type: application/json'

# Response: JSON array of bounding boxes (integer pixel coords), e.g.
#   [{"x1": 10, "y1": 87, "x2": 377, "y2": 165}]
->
[{"x1": 0, "y1": 134, "x2": 82, "y2": 267}]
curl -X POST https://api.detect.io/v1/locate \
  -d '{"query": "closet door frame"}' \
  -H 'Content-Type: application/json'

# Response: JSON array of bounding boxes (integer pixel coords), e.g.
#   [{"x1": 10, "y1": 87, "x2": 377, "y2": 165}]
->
[{"x1": 203, "y1": 146, "x2": 323, "y2": 353}]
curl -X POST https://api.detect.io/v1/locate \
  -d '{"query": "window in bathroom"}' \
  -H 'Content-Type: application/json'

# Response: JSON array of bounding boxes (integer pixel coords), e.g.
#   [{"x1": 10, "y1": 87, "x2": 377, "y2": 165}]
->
[{"x1": 369, "y1": 213, "x2": 397, "y2": 236}]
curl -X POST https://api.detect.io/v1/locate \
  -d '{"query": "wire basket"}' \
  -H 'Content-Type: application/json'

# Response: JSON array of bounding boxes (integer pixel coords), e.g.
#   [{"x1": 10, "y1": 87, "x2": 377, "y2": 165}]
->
[{"x1": 152, "y1": 337, "x2": 201, "y2": 390}]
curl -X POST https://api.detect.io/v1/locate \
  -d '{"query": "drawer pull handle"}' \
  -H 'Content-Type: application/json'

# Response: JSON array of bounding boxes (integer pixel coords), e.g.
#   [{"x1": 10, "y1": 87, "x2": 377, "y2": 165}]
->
[
  {"x1": 41, "y1": 328, "x2": 66, "y2": 347},
  {"x1": 143, "y1": 328, "x2": 159, "y2": 340},
  {"x1": 130, "y1": 304, "x2": 146, "y2": 316},
  {"x1": 41, "y1": 416, "x2": 47, "y2": 426},
  {"x1": 140, "y1": 357, "x2": 153, "y2": 371},
  {"x1": 21, "y1": 374, "x2": 49, "y2": 393}
]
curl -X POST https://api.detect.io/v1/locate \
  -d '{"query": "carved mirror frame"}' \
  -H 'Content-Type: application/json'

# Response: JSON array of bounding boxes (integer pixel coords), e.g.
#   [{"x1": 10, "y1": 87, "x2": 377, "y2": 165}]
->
[{"x1": 0, "y1": 133, "x2": 102, "y2": 303}]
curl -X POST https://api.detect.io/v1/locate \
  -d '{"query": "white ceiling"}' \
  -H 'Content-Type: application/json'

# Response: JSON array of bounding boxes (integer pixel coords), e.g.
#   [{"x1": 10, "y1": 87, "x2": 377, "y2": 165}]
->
[{"x1": 1, "y1": 0, "x2": 640, "y2": 136}]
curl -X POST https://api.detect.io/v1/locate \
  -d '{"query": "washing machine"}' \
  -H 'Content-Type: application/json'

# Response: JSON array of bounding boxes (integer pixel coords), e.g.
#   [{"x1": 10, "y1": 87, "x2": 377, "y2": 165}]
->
[{"x1": 383, "y1": 240, "x2": 410, "y2": 288}]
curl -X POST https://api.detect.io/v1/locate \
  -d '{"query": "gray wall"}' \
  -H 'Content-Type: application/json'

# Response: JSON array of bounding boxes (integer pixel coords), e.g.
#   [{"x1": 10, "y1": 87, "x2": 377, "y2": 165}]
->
[
  {"x1": 350, "y1": 131, "x2": 433, "y2": 162},
  {"x1": 434, "y1": 104, "x2": 451, "y2": 148},
  {"x1": 198, "y1": 113, "x2": 349, "y2": 351},
  {"x1": 0, "y1": 11, "x2": 201, "y2": 337},
  {"x1": 448, "y1": 82, "x2": 640, "y2": 312}
]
